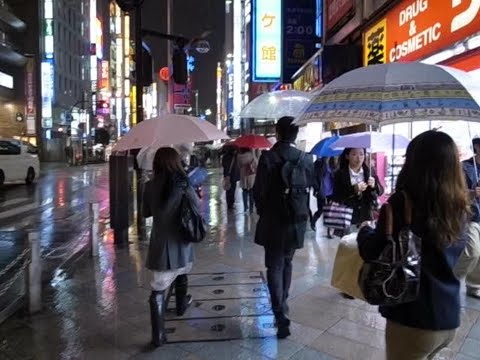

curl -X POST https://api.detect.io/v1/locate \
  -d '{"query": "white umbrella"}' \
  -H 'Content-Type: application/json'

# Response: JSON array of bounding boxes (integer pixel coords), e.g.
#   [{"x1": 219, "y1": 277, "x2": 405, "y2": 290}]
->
[
  {"x1": 296, "y1": 62, "x2": 480, "y2": 127},
  {"x1": 330, "y1": 132, "x2": 410, "y2": 153},
  {"x1": 136, "y1": 144, "x2": 190, "y2": 171},
  {"x1": 239, "y1": 90, "x2": 313, "y2": 119},
  {"x1": 113, "y1": 114, "x2": 230, "y2": 151}
]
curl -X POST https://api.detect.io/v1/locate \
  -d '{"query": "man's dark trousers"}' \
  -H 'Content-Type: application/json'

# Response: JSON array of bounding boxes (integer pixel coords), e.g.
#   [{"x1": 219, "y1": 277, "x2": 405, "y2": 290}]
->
[
  {"x1": 265, "y1": 247, "x2": 296, "y2": 325},
  {"x1": 226, "y1": 181, "x2": 237, "y2": 208}
]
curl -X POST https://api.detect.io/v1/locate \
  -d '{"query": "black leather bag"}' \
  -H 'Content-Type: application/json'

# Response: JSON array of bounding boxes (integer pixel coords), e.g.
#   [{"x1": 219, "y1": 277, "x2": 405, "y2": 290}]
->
[
  {"x1": 358, "y1": 192, "x2": 422, "y2": 306},
  {"x1": 178, "y1": 189, "x2": 207, "y2": 243}
]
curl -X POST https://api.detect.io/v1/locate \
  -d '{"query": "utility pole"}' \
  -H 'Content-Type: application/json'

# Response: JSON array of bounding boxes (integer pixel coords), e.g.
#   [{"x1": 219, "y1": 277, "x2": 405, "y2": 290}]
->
[{"x1": 167, "y1": 0, "x2": 172, "y2": 112}]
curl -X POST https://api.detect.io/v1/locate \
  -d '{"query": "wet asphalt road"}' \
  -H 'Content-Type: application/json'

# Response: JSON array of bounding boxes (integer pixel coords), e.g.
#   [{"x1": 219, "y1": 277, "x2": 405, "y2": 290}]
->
[{"x1": 0, "y1": 163, "x2": 110, "y2": 270}]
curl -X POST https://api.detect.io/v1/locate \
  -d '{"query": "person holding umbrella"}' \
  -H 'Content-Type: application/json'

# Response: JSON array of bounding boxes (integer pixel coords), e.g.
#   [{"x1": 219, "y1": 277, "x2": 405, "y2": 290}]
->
[
  {"x1": 332, "y1": 148, "x2": 383, "y2": 234},
  {"x1": 143, "y1": 148, "x2": 198, "y2": 347},
  {"x1": 237, "y1": 147, "x2": 258, "y2": 213},
  {"x1": 311, "y1": 156, "x2": 337, "y2": 233}
]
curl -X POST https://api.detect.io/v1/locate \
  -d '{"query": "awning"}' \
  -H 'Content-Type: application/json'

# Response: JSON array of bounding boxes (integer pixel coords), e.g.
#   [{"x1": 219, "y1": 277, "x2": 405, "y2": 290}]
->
[{"x1": 440, "y1": 48, "x2": 480, "y2": 73}]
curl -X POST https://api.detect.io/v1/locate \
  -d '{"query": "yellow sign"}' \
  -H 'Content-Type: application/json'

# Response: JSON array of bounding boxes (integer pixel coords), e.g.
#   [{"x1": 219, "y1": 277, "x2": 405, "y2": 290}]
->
[
  {"x1": 363, "y1": 18, "x2": 387, "y2": 66},
  {"x1": 130, "y1": 85, "x2": 136, "y2": 126}
]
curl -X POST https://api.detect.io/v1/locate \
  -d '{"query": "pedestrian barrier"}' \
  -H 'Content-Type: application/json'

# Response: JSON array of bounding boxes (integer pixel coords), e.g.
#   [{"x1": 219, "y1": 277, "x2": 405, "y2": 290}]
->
[{"x1": 0, "y1": 232, "x2": 41, "y2": 324}]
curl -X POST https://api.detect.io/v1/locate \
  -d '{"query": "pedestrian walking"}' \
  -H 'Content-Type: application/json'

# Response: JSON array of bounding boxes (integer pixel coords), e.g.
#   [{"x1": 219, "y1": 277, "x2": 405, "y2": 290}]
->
[
  {"x1": 462, "y1": 137, "x2": 480, "y2": 298},
  {"x1": 253, "y1": 116, "x2": 313, "y2": 339},
  {"x1": 143, "y1": 147, "x2": 197, "y2": 347},
  {"x1": 237, "y1": 147, "x2": 257, "y2": 213},
  {"x1": 222, "y1": 146, "x2": 240, "y2": 210},
  {"x1": 332, "y1": 148, "x2": 383, "y2": 234},
  {"x1": 311, "y1": 156, "x2": 337, "y2": 233},
  {"x1": 357, "y1": 131, "x2": 471, "y2": 360},
  {"x1": 454, "y1": 221, "x2": 480, "y2": 298}
]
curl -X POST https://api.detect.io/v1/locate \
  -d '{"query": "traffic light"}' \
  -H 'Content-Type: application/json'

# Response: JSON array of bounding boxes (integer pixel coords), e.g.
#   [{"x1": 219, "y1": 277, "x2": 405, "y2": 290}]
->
[
  {"x1": 142, "y1": 44, "x2": 153, "y2": 86},
  {"x1": 172, "y1": 48, "x2": 188, "y2": 85},
  {"x1": 115, "y1": 0, "x2": 137, "y2": 11}
]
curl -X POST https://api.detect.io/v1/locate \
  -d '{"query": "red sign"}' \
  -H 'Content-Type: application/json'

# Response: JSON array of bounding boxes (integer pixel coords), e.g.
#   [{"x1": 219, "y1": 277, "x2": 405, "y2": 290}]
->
[
  {"x1": 364, "y1": 0, "x2": 480, "y2": 64},
  {"x1": 326, "y1": 0, "x2": 354, "y2": 31},
  {"x1": 172, "y1": 82, "x2": 192, "y2": 106},
  {"x1": 159, "y1": 67, "x2": 170, "y2": 81},
  {"x1": 100, "y1": 60, "x2": 109, "y2": 89},
  {"x1": 249, "y1": 82, "x2": 273, "y2": 101}
]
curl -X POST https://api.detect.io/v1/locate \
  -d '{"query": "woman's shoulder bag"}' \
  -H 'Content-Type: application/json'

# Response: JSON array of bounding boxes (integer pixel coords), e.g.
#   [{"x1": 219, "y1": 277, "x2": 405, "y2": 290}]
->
[{"x1": 358, "y1": 191, "x2": 422, "y2": 306}]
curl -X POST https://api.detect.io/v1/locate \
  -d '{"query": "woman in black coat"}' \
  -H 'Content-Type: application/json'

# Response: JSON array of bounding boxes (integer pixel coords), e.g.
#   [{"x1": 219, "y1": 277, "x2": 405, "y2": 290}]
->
[
  {"x1": 332, "y1": 148, "x2": 384, "y2": 228},
  {"x1": 143, "y1": 147, "x2": 198, "y2": 347}
]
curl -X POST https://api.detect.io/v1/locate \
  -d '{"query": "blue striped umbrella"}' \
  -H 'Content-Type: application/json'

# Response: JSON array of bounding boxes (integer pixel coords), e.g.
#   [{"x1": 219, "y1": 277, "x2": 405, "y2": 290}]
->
[{"x1": 296, "y1": 63, "x2": 480, "y2": 127}]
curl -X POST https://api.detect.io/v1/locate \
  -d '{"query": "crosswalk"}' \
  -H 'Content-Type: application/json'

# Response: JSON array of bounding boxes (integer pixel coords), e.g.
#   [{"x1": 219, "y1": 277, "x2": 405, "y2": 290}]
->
[{"x1": 0, "y1": 198, "x2": 40, "y2": 221}]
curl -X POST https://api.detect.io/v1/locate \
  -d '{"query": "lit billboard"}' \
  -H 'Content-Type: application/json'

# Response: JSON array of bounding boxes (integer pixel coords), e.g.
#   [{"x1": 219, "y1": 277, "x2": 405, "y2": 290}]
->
[{"x1": 252, "y1": 0, "x2": 282, "y2": 82}]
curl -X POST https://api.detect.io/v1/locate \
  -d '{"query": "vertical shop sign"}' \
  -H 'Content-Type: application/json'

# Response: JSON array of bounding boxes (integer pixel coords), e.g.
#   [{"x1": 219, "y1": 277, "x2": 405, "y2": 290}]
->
[
  {"x1": 282, "y1": 0, "x2": 318, "y2": 83},
  {"x1": 226, "y1": 62, "x2": 234, "y2": 118},
  {"x1": 364, "y1": 19, "x2": 387, "y2": 65},
  {"x1": 101, "y1": 60, "x2": 109, "y2": 89},
  {"x1": 25, "y1": 58, "x2": 36, "y2": 135},
  {"x1": 41, "y1": 61, "x2": 53, "y2": 128},
  {"x1": 252, "y1": 0, "x2": 282, "y2": 81}
]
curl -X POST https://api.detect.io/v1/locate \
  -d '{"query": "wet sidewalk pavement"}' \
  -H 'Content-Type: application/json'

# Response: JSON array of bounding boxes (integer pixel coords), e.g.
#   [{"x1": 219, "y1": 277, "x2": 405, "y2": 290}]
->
[{"x1": 1, "y1": 172, "x2": 480, "y2": 360}]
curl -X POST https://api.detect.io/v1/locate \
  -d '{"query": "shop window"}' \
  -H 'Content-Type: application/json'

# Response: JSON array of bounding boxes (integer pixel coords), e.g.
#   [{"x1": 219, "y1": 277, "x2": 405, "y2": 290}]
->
[{"x1": 0, "y1": 141, "x2": 21, "y2": 155}]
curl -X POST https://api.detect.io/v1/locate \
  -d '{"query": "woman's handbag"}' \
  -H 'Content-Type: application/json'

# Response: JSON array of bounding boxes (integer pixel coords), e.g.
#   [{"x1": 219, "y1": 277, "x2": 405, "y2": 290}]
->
[
  {"x1": 358, "y1": 192, "x2": 422, "y2": 306},
  {"x1": 331, "y1": 233, "x2": 365, "y2": 300},
  {"x1": 323, "y1": 202, "x2": 354, "y2": 230}
]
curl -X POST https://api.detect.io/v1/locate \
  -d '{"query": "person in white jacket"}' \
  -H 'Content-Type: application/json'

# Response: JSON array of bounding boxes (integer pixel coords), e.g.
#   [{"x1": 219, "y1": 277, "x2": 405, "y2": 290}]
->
[
  {"x1": 237, "y1": 147, "x2": 257, "y2": 213},
  {"x1": 454, "y1": 222, "x2": 480, "y2": 298}
]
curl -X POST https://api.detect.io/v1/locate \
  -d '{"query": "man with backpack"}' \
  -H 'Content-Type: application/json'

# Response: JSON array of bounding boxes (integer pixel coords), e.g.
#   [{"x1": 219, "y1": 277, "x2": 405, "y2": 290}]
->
[{"x1": 253, "y1": 116, "x2": 314, "y2": 339}]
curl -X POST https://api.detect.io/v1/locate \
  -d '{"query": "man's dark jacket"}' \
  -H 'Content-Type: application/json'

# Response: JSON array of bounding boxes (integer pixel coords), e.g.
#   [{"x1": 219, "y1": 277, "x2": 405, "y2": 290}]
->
[{"x1": 253, "y1": 141, "x2": 314, "y2": 251}]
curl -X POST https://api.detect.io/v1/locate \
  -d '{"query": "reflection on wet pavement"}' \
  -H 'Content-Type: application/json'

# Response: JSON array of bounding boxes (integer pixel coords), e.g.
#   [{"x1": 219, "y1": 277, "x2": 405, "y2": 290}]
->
[
  {"x1": 0, "y1": 167, "x2": 479, "y2": 359},
  {"x1": 0, "y1": 164, "x2": 110, "y2": 280}
]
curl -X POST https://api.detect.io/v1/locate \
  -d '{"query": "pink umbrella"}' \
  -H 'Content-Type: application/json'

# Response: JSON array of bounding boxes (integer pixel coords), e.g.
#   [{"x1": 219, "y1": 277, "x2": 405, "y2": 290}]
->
[{"x1": 113, "y1": 114, "x2": 229, "y2": 151}]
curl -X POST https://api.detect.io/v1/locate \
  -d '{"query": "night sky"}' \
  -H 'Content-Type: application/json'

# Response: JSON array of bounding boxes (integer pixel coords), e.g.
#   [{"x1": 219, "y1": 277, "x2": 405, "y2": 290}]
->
[{"x1": 142, "y1": 0, "x2": 225, "y2": 113}]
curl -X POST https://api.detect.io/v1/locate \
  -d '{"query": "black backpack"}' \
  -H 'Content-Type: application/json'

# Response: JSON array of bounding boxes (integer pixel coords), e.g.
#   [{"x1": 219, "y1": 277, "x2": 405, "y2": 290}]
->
[
  {"x1": 177, "y1": 184, "x2": 207, "y2": 243},
  {"x1": 272, "y1": 151, "x2": 310, "y2": 224}
]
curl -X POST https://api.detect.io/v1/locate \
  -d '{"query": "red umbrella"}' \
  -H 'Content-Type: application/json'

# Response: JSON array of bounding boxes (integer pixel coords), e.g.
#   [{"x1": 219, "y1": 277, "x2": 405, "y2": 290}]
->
[{"x1": 233, "y1": 135, "x2": 272, "y2": 149}]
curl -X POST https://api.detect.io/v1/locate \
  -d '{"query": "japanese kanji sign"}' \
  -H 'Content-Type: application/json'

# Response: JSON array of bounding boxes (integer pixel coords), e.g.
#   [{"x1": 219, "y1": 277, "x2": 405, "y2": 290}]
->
[{"x1": 252, "y1": 0, "x2": 282, "y2": 82}]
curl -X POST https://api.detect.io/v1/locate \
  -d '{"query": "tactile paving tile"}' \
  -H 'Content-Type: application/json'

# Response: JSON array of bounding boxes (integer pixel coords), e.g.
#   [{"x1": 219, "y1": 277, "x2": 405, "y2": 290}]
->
[
  {"x1": 165, "y1": 271, "x2": 277, "y2": 343},
  {"x1": 168, "y1": 282, "x2": 269, "y2": 303},
  {"x1": 187, "y1": 272, "x2": 265, "y2": 287},
  {"x1": 165, "y1": 315, "x2": 277, "y2": 342}
]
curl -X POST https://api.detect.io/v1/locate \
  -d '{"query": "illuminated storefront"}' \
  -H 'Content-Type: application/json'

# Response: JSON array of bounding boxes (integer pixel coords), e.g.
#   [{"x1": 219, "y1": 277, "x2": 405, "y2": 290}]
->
[
  {"x1": 363, "y1": 0, "x2": 480, "y2": 142},
  {"x1": 363, "y1": 0, "x2": 480, "y2": 191}
]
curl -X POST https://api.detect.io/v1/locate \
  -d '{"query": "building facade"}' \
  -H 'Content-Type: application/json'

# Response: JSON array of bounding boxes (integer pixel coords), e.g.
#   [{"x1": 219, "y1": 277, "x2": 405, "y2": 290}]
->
[{"x1": 0, "y1": 1, "x2": 29, "y2": 141}]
